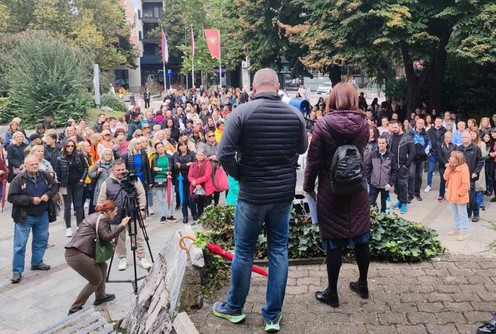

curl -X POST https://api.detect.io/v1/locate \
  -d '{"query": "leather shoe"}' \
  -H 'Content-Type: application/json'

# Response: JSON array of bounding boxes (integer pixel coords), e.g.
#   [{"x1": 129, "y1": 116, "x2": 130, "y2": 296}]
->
[
  {"x1": 349, "y1": 281, "x2": 369, "y2": 299},
  {"x1": 67, "y1": 307, "x2": 83, "y2": 316},
  {"x1": 94, "y1": 293, "x2": 115, "y2": 306},
  {"x1": 31, "y1": 263, "x2": 50, "y2": 271},
  {"x1": 315, "y1": 288, "x2": 339, "y2": 308},
  {"x1": 11, "y1": 273, "x2": 22, "y2": 284}
]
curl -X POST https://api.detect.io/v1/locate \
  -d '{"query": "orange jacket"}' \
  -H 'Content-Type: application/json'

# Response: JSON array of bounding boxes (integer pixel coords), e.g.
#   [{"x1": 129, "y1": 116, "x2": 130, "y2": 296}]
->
[{"x1": 444, "y1": 163, "x2": 470, "y2": 204}]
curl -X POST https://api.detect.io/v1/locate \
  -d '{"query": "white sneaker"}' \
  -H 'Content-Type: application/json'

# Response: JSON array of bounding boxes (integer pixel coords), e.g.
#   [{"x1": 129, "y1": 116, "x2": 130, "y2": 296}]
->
[
  {"x1": 148, "y1": 207, "x2": 154, "y2": 215},
  {"x1": 118, "y1": 258, "x2": 127, "y2": 271},
  {"x1": 65, "y1": 228, "x2": 73, "y2": 238},
  {"x1": 424, "y1": 185, "x2": 431, "y2": 192},
  {"x1": 139, "y1": 258, "x2": 152, "y2": 270}
]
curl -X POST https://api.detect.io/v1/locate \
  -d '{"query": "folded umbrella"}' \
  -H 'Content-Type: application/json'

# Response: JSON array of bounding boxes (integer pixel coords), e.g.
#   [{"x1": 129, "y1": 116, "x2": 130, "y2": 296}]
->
[{"x1": 206, "y1": 243, "x2": 268, "y2": 277}]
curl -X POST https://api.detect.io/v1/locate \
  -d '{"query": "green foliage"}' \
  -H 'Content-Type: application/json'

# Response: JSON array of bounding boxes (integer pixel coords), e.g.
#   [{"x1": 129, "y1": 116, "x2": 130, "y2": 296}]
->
[
  {"x1": 100, "y1": 95, "x2": 128, "y2": 113},
  {"x1": 6, "y1": 32, "x2": 93, "y2": 127},
  {"x1": 369, "y1": 208, "x2": 445, "y2": 262},
  {"x1": 0, "y1": 97, "x2": 15, "y2": 124},
  {"x1": 198, "y1": 204, "x2": 444, "y2": 263},
  {"x1": 384, "y1": 77, "x2": 407, "y2": 101}
]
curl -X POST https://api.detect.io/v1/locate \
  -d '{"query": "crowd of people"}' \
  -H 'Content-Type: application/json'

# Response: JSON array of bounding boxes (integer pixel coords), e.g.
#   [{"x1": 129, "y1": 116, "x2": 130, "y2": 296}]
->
[{"x1": 1, "y1": 75, "x2": 496, "y2": 332}]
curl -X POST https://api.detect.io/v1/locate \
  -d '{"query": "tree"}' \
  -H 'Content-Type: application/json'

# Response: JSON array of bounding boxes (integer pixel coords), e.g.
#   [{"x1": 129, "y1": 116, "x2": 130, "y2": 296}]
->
[
  {"x1": 281, "y1": 0, "x2": 496, "y2": 112},
  {"x1": 6, "y1": 32, "x2": 93, "y2": 126}
]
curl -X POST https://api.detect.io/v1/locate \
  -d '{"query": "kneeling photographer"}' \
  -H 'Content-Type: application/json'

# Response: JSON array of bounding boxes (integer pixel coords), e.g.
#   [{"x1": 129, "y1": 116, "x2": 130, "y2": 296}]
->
[{"x1": 97, "y1": 159, "x2": 152, "y2": 271}]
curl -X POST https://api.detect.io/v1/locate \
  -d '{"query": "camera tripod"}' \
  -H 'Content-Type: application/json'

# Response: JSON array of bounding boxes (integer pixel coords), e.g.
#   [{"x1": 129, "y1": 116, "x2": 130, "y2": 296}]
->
[{"x1": 106, "y1": 186, "x2": 154, "y2": 294}]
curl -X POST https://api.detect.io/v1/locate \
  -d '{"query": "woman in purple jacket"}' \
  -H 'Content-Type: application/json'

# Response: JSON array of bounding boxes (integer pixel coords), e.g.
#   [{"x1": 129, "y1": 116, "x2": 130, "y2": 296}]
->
[{"x1": 303, "y1": 82, "x2": 371, "y2": 308}]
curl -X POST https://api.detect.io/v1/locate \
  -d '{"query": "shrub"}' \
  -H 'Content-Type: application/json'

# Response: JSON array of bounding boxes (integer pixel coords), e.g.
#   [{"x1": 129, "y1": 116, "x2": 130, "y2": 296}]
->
[
  {"x1": 100, "y1": 94, "x2": 128, "y2": 113},
  {"x1": 197, "y1": 204, "x2": 444, "y2": 262},
  {"x1": 5, "y1": 32, "x2": 93, "y2": 127},
  {"x1": 385, "y1": 77, "x2": 407, "y2": 101},
  {"x1": 0, "y1": 97, "x2": 15, "y2": 124}
]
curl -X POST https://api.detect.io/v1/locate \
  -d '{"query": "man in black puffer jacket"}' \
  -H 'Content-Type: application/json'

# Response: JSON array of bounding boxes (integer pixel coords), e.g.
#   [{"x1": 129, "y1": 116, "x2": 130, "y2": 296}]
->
[{"x1": 215, "y1": 68, "x2": 307, "y2": 331}]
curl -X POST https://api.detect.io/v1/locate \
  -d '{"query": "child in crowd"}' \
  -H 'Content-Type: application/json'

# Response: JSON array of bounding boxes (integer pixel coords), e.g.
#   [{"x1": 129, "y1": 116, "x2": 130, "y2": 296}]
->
[{"x1": 444, "y1": 151, "x2": 470, "y2": 241}]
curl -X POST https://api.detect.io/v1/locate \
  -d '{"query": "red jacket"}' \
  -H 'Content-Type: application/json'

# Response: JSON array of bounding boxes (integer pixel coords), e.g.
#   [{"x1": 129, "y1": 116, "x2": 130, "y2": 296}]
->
[
  {"x1": 0, "y1": 151, "x2": 7, "y2": 183},
  {"x1": 188, "y1": 160, "x2": 214, "y2": 196}
]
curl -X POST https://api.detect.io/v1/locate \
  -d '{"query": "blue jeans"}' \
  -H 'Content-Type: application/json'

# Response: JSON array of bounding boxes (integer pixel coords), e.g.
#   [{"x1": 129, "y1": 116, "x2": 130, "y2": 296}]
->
[
  {"x1": 427, "y1": 155, "x2": 439, "y2": 187},
  {"x1": 227, "y1": 200, "x2": 292, "y2": 322},
  {"x1": 449, "y1": 202, "x2": 468, "y2": 234},
  {"x1": 155, "y1": 186, "x2": 174, "y2": 217},
  {"x1": 13, "y1": 212, "x2": 49, "y2": 274}
]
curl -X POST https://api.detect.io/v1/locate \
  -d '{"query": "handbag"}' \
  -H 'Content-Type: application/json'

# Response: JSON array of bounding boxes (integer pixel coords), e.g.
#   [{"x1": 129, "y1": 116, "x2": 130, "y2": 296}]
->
[
  {"x1": 94, "y1": 214, "x2": 114, "y2": 263},
  {"x1": 154, "y1": 177, "x2": 167, "y2": 187},
  {"x1": 193, "y1": 187, "x2": 206, "y2": 197},
  {"x1": 213, "y1": 166, "x2": 229, "y2": 192}
]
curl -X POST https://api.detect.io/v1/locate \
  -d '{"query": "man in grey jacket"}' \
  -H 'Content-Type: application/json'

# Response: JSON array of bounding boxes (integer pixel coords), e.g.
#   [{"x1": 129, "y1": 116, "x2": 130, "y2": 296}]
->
[{"x1": 213, "y1": 68, "x2": 307, "y2": 332}]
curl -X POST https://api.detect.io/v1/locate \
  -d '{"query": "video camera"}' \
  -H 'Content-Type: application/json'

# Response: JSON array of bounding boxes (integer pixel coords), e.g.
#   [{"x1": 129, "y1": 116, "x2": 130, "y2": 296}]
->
[{"x1": 121, "y1": 170, "x2": 139, "y2": 192}]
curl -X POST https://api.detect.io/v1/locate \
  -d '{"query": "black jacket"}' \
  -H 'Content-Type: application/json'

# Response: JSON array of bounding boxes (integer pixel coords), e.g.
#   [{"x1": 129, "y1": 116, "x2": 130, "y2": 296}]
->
[
  {"x1": 54, "y1": 152, "x2": 88, "y2": 188},
  {"x1": 438, "y1": 142, "x2": 456, "y2": 166},
  {"x1": 456, "y1": 143, "x2": 484, "y2": 176},
  {"x1": 428, "y1": 126, "x2": 447, "y2": 155},
  {"x1": 218, "y1": 92, "x2": 307, "y2": 205},
  {"x1": 6, "y1": 142, "x2": 28, "y2": 182},
  {"x1": 122, "y1": 151, "x2": 153, "y2": 186},
  {"x1": 7, "y1": 170, "x2": 58, "y2": 223},
  {"x1": 387, "y1": 132, "x2": 415, "y2": 168}
]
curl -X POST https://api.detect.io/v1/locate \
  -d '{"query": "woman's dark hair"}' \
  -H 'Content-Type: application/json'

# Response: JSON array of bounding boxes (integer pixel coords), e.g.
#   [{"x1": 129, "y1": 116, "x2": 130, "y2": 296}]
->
[
  {"x1": 35, "y1": 123, "x2": 45, "y2": 133},
  {"x1": 154, "y1": 141, "x2": 164, "y2": 150},
  {"x1": 325, "y1": 82, "x2": 359, "y2": 112},
  {"x1": 370, "y1": 126, "x2": 380, "y2": 141},
  {"x1": 62, "y1": 139, "x2": 77, "y2": 155},
  {"x1": 95, "y1": 200, "x2": 117, "y2": 213}
]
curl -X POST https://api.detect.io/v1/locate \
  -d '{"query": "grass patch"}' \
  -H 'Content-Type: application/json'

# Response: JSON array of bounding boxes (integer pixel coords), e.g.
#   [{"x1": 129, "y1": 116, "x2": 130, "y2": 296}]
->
[{"x1": 85, "y1": 107, "x2": 125, "y2": 125}]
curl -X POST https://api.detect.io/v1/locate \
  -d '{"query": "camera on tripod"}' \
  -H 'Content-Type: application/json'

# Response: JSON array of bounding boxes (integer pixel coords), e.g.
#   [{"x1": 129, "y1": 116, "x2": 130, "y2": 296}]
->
[{"x1": 121, "y1": 170, "x2": 139, "y2": 192}]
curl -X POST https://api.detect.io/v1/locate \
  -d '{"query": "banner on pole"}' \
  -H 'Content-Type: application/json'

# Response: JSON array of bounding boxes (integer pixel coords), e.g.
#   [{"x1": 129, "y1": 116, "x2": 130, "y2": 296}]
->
[
  {"x1": 161, "y1": 29, "x2": 169, "y2": 63},
  {"x1": 204, "y1": 29, "x2": 220, "y2": 59},
  {"x1": 191, "y1": 26, "x2": 195, "y2": 57}
]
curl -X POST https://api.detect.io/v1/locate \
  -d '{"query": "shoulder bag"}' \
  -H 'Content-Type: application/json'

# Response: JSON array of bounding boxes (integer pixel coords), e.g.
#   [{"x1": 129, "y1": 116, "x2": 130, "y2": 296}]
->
[{"x1": 95, "y1": 214, "x2": 114, "y2": 263}]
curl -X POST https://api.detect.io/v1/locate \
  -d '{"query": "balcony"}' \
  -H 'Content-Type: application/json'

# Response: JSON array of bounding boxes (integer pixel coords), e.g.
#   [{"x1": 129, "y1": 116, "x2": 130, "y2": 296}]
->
[
  {"x1": 138, "y1": 9, "x2": 162, "y2": 23},
  {"x1": 141, "y1": 54, "x2": 162, "y2": 65}
]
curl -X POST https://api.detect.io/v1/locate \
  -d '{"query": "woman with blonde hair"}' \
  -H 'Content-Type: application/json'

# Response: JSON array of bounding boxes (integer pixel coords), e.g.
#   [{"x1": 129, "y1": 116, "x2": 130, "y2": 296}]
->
[
  {"x1": 445, "y1": 151, "x2": 470, "y2": 240},
  {"x1": 30, "y1": 145, "x2": 54, "y2": 177}
]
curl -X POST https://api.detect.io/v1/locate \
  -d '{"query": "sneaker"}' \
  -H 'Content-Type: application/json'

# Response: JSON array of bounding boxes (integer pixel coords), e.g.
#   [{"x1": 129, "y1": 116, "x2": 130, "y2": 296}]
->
[
  {"x1": 212, "y1": 301, "x2": 246, "y2": 324},
  {"x1": 65, "y1": 228, "x2": 73, "y2": 238},
  {"x1": 491, "y1": 197, "x2": 496, "y2": 203},
  {"x1": 139, "y1": 258, "x2": 152, "y2": 269},
  {"x1": 67, "y1": 307, "x2": 83, "y2": 316},
  {"x1": 438, "y1": 195, "x2": 444, "y2": 201},
  {"x1": 424, "y1": 185, "x2": 431, "y2": 192},
  {"x1": 31, "y1": 263, "x2": 50, "y2": 271},
  {"x1": 160, "y1": 216, "x2": 167, "y2": 223},
  {"x1": 167, "y1": 216, "x2": 177, "y2": 223},
  {"x1": 457, "y1": 234, "x2": 468, "y2": 241},
  {"x1": 265, "y1": 313, "x2": 282, "y2": 333},
  {"x1": 349, "y1": 281, "x2": 369, "y2": 299},
  {"x1": 175, "y1": 205, "x2": 180, "y2": 211},
  {"x1": 118, "y1": 258, "x2": 127, "y2": 271},
  {"x1": 476, "y1": 317, "x2": 496, "y2": 334},
  {"x1": 183, "y1": 217, "x2": 189, "y2": 224},
  {"x1": 47, "y1": 243, "x2": 55, "y2": 248},
  {"x1": 400, "y1": 203, "x2": 407, "y2": 214},
  {"x1": 11, "y1": 272, "x2": 22, "y2": 284},
  {"x1": 482, "y1": 206, "x2": 486, "y2": 211},
  {"x1": 93, "y1": 293, "x2": 116, "y2": 306},
  {"x1": 392, "y1": 201, "x2": 401, "y2": 209},
  {"x1": 415, "y1": 194, "x2": 423, "y2": 201},
  {"x1": 472, "y1": 216, "x2": 480, "y2": 222},
  {"x1": 448, "y1": 230, "x2": 461, "y2": 236},
  {"x1": 148, "y1": 207, "x2": 154, "y2": 215},
  {"x1": 407, "y1": 195, "x2": 414, "y2": 204}
]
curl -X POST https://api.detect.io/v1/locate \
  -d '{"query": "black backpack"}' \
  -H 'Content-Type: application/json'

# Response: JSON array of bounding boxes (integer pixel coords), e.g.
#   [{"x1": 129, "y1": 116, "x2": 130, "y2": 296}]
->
[{"x1": 323, "y1": 121, "x2": 367, "y2": 196}]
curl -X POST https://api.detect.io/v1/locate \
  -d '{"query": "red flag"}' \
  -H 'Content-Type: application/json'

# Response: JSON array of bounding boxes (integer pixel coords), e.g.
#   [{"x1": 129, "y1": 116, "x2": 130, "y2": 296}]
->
[
  {"x1": 204, "y1": 29, "x2": 220, "y2": 59},
  {"x1": 191, "y1": 26, "x2": 195, "y2": 57},
  {"x1": 161, "y1": 29, "x2": 169, "y2": 62}
]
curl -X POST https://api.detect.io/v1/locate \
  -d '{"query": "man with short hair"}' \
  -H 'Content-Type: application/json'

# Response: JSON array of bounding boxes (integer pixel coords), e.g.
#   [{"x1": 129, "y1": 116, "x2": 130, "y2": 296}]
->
[
  {"x1": 456, "y1": 131, "x2": 484, "y2": 222},
  {"x1": 214, "y1": 68, "x2": 307, "y2": 332},
  {"x1": 387, "y1": 120, "x2": 415, "y2": 214},
  {"x1": 442, "y1": 111, "x2": 453, "y2": 131},
  {"x1": 425, "y1": 117, "x2": 446, "y2": 193},
  {"x1": 97, "y1": 159, "x2": 152, "y2": 270},
  {"x1": 452, "y1": 121, "x2": 466, "y2": 146},
  {"x1": 408, "y1": 118, "x2": 430, "y2": 201},
  {"x1": 8, "y1": 155, "x2": 58, "y2": 283}
]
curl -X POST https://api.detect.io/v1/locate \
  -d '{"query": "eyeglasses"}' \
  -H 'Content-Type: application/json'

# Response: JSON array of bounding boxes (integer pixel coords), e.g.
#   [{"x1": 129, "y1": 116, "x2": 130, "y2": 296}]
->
[
  {"x1": 136, "y1": 134, "x2": 143, "y2": 137},
  {"x1": 66, "y1": 145, "x2": 75, "y2": 148},
  {"x1": 207, "y1": 135, "x2": 215, "y2": 138},
  {"x1": 143, "y1": 126, "x2": 150, "y2": 129}
]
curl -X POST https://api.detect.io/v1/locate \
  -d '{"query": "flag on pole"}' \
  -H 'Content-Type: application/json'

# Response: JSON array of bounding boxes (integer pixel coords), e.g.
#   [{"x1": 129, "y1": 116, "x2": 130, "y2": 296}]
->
[
  {"x1": 161, "y1": 29, "x2": 169, "y2": 63},
  {"x1": 191, "y1": 26, "x2": 195, "y2": 57},
  {"x1": 204, "y1": 29, "x2": 221, "y2": 59}
]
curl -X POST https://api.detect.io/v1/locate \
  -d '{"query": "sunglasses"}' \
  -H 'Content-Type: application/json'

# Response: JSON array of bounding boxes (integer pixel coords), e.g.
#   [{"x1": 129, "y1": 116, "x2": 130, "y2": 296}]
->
[
  {"x1": 207, "y1": 135, "x2": 215, "y2": 138},
  {"x1": 136, "y1": 134, "x2": 143, "y2": 137},
  {"x1": 66, "y1": 145, "x2": 75, "y2": 148}
]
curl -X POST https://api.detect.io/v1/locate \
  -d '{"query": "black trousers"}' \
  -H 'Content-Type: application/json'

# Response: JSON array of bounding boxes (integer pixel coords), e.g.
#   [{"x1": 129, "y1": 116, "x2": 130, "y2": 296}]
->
[{"x1": 369, "y1": 186, "x2": 389, "y2": 212}]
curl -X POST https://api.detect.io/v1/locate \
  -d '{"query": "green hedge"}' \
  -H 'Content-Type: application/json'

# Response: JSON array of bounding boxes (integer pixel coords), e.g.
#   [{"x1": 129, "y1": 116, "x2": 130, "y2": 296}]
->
[{"x1": 100, "y1": 94, "x2": 128, "y2": 113}]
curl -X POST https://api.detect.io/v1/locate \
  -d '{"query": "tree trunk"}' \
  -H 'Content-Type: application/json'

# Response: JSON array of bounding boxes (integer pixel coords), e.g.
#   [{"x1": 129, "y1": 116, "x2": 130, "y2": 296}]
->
[
  {"x1": 401, "y1": 42, "x2": 432, "y2": 113},
  {"x1": 429, "y1": 25, "x2": 452, "y2": 112},
  {"x1": 327, "y1": 65, "x2": 341, "y2": 87}
]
